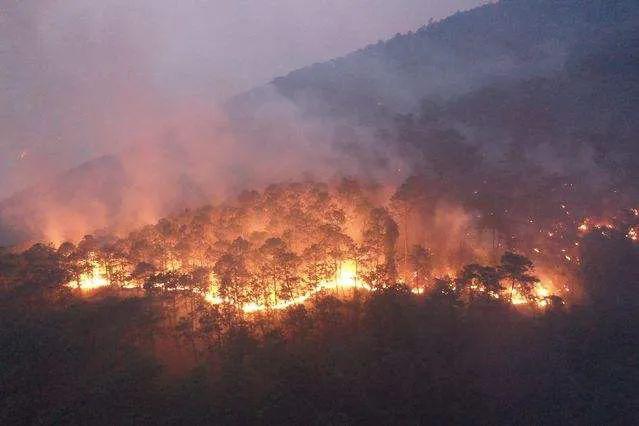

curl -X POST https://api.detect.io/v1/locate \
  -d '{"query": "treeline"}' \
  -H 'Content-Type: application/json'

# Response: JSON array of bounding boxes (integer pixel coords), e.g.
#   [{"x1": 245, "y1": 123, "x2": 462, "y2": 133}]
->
[
  {"x1": 1, "y1": 226, "x2": 637, "y2": 424},
  {"x1": 1, "y1": 178, "x2": 638, "y2": 424},
  {"x1": 0, "y1": 178, "x2": 569, "y2": 310},
  {"x1": 2, "y1": 175, "x2": 637, "y2": 310},
  {"x1": 2, "y1": 180, "x2": 398, "y2": 304}
]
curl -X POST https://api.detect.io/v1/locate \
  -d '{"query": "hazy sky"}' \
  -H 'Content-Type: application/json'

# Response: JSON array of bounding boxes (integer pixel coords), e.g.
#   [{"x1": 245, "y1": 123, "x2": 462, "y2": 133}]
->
[{"x1": 0, "y1": 0, "x2": 487, "y2": 199}]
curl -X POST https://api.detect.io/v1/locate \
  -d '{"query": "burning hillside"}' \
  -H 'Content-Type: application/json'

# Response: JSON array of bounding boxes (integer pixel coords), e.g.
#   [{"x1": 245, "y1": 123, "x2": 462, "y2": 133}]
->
[
  {"x1": 3, "y1": 173, "x2": 637, "y2": 424},
  {"x1": 2, "y1": 1, "x2": 639, "y2": 423},
  {"x1": 2, "y1": 177, "x2": 633, "y2": 317}
]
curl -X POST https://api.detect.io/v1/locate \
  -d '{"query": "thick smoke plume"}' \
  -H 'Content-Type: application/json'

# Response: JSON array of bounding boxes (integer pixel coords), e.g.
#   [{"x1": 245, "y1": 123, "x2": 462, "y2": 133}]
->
[{"x1": 4, "y1": 1, "x2": 492, "y2": 244}]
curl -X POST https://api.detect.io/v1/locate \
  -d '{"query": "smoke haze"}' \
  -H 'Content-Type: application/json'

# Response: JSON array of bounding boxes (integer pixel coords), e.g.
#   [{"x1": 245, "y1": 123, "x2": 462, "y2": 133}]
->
[
  {"x1": 0, "y1": 0, "x2": 486, "y2": 200},
  {"x1": 3, "y1": 0, "x2": 635, "y2": 246}
]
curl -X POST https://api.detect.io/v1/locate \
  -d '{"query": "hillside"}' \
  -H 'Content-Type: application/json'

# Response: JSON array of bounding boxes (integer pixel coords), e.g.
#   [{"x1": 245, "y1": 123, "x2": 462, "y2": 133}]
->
[
  {"x1": 230, "y1": 0, "x2": 639, "y2": 192},
  {"x1": 230, "y1": 0, "x2": 636, "y2": 121},
  {"x1": 397, "y1": 21, "x2": 639, "y2": 189},
  {"x1": 2, "y1": 2, "x2": 639, "y2": 421},
  {"x1": 3, "y1": 0, "x2": 639, "y2": 246}
]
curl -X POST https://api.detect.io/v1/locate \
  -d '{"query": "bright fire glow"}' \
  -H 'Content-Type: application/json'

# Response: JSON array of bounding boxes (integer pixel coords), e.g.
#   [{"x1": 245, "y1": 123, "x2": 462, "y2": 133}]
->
[
  {"x1": 206, "y1": 260, "x2": 371, "y2": 313},
  {"x1": 166, "y1": 259, "x2": 182, "y2": 271},
  {"x1": 321, "y1": 260, "x2": 366, "y2": 290},
  {"x1": 511, "y1": 281, "x2": 552, "y2": 308},
  {"x1": 67, "y1": 261, "x2": 110, "y2": 290},
  {"x1": 579, "y1": 218, "x2": 616, "y2": 234},
  {"x1": 202, "y1": 259, "x2": 560, "y2": 313}
]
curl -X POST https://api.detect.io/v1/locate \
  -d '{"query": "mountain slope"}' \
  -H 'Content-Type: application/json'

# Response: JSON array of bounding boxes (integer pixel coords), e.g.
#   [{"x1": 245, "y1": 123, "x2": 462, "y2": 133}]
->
[
  {"x1": 4, "y1": 0, "x2": 639, "y2": 246},
  {"x1": 232, "y1": 0, "x2": 637, "y2": 122},
  {"x1": 231, "y1": 0, "x2": 639, "y2": 191},
  {"x1": 412, "y1": 20, "x2": 639, "y2": 183}
]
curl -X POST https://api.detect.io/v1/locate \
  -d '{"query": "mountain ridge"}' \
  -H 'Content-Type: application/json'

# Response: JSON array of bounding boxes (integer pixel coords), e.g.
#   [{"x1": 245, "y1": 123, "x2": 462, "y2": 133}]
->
[
  {"x1": 230, "y1": 0, "x2": 637, "y2": 121},
  {"x1": 3, "y1": 0, "x2": 639, "y2": 246}
]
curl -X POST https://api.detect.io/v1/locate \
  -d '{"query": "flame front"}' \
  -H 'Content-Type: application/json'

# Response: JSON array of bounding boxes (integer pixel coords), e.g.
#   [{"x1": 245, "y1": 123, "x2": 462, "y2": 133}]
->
[
  {"x1": 205, "y1": 260, "x2": 370, "y2": 314},
  {"x1": 67, "y1": 261, "x2": 110, "y2": 290},
  {"x1": 511, "y1": 281, "x2": 552, "y2": 308}
]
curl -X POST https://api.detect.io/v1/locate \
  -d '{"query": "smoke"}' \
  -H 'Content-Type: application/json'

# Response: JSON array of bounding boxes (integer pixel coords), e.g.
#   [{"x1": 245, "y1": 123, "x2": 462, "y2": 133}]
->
[
  {"x1": 0, "y1": 0, "x2": 487, "y2": 195},
  {"x1": 0, "y1": 0, "x2": 489, "y2": 245},
  {"x1": 0, "y1": 71, "x2": 413, "y2": 246}
]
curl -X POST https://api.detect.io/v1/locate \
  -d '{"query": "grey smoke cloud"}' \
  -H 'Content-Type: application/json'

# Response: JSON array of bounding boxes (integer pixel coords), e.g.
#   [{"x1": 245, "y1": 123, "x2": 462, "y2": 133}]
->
[{"x1": 0, "y1": 0, "x2": 487, "y2": 200}]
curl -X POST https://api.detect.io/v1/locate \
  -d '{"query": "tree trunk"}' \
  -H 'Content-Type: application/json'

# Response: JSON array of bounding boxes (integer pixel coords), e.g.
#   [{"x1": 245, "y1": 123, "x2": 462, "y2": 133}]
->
[
  {"x1": 403, "y1": 215, "x2": 408, "y2": 283},
  {"x1": 492, "y1": 228, "x2": 496, "y2": 251}
]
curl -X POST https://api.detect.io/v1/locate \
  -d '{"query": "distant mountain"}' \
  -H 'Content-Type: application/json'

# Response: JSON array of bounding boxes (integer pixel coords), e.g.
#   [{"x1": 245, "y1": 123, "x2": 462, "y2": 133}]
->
[
  {"x1": 230, "y1": 0, "x2": 639, "y2": 192},
  {"x1": 410, "y1": 20, "x2": 639, "y2": 182},
  {"x1": 231, "y1": 0, "x2": 638, "y2": 122}
]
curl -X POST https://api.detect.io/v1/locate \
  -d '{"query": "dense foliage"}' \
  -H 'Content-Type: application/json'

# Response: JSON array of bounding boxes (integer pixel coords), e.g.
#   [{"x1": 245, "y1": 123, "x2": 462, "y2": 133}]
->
[
  {"x1": 1, "y1": 175, "x2": 638, "y2": 423},
  {"x1": 1, "y1": 229, "x2": 637, "y2": 424}
]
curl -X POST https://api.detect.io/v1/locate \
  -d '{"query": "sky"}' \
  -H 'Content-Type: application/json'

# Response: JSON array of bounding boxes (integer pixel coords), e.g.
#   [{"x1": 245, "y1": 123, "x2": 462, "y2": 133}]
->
[{"x1": 0, "y1": 0, "x2": 487, "y2": 199}]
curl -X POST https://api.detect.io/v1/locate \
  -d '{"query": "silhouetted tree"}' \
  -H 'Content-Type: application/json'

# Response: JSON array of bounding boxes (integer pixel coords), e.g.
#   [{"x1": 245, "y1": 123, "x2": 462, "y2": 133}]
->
[
  {"x1": 408, "y1": 244, "x2": 433, "y2": 290},
  {"x1": 499, "y1": 252, "x2": 539, "y2": 303}
]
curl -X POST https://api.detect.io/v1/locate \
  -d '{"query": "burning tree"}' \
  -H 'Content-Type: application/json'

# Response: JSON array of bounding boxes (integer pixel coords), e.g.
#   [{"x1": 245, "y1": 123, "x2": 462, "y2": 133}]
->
[{"x1": 498, "y1": 252, "x2": 539, "y2": 304}]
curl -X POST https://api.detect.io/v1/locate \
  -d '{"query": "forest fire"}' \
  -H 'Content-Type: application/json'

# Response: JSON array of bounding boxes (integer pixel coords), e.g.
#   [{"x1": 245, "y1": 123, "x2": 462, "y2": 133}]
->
[
  {"x1": 67, "y1": 253, "x2": 561, "y2": 313},
  {"x1": 9, "y1": 178, "x2": 636, "y2": 319},
  {"x1": 3, "y1": 1, "x2": 639, "y2": 422},
  {"x1": 154, "y1": 260, "x2": 360, "y2": 313},
  {"x1": 5, "y1": 179, "x2": 636, "y2": 423},
  {"x1": 224, "y1": 260, "x2": 366, "y2": 314},
  {"x1": 66, "y1": 261, "x2": 110, "y2": 291},
  {"x1": 578, "y1": 218, "x2": 614, "y2": 235},
  {"x1": 577, "y1": 216, "x2": 639, "y2": 243},
  {"x1": 510, "y1": 280, "x2": 552, "y2": 308},
  {"x1": 43, "y1": 179, "x2": 639, "y2": 316}
]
